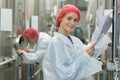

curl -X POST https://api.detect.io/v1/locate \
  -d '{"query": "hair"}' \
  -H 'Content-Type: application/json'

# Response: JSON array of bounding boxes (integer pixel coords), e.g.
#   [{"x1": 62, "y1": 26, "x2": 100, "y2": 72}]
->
[
  {"x1": 23, "y1": 27, "x2": 39, "y2": 39},
  {"x1": 55, "y1": 4, "x2": 81, "y2": 28}
]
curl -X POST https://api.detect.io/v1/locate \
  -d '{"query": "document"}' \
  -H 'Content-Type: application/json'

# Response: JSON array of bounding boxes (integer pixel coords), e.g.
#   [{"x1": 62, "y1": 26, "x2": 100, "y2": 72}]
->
[
  {"x1": 91, "y1": 9, "x2": 112, "y2": 42},
  {"x1": 97, "y1": 15, "x2": 112, "y2": 41}
]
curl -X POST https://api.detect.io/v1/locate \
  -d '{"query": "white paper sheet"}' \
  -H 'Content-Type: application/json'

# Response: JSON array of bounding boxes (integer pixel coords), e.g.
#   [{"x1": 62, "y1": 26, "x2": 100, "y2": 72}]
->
[
  {"x1": 92, "y1": 8, "x2": 112, "y2": 42},
  {"x1": 104, "y1": 9, "x2": 113, "y2": 33}
]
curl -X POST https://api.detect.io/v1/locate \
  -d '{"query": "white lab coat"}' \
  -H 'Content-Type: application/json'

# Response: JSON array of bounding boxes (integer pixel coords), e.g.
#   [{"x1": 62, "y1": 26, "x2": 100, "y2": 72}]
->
[
  {"x1": 43, "y1": 32, "x2": 111, "y2": 80},
  {"x1": 22, "y1": 32, "x2": 52, "y2": 64}
]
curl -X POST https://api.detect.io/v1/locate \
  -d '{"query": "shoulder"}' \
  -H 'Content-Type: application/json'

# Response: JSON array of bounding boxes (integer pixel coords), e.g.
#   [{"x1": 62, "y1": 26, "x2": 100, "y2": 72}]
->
[
  {"x1": 49, "y1": 36, "x2": 64, "y2": 47},
  {"x1": 39, "y1": 32, "x2": 52, "y2": 39},
  {"x1": 40, "y1": 32, "x2": 49, "y2": 36}
]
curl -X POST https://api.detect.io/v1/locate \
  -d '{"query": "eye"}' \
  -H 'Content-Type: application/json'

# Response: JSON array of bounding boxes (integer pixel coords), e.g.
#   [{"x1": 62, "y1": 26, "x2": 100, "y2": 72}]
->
[
  {"x1": 67, "y1": 16, "x2": 78, "y2": 23},
  {"x1": 67, "y1": 17, "x2": 72, "y2": 21},
  {"x1": 74, "y1": 19, "x2": 78, "y2": 23}
]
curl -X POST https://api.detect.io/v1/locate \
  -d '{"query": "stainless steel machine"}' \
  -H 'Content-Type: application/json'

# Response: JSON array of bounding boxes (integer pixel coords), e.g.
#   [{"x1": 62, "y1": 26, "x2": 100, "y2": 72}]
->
[{"x1": 0, "y1": 8, "x2": 16, "y2": 80}]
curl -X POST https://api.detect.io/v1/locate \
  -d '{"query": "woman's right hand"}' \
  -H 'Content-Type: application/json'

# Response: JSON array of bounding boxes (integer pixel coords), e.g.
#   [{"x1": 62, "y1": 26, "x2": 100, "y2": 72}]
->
[
  {"x1": 85, "y1": 42, "x2": 96, "y2": 56},
  {"x1": 17, "y1": 49, "x2": 24, "y2": 55},
  {"x1": 23, "y1": 48, "x2": 31, "y2": 52}
]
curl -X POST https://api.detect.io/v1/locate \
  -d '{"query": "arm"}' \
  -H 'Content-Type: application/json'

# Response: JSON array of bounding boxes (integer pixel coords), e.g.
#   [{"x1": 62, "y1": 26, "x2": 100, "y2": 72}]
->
[
  {"x1": 48, "y1": 38, "x2": 100, "y2": 80},
  {"x1": 22, "y1": 39, "x2": 50, "y2": 64}
]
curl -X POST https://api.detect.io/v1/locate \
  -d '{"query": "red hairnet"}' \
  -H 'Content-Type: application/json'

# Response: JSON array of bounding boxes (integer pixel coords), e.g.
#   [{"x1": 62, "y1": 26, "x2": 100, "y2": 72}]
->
[
  {"x1": 56, "y1": 4, "x2": 81, "y2": 28},
  {"x1": 23, "y1": 27, "x2": 39, "y2": 39}
]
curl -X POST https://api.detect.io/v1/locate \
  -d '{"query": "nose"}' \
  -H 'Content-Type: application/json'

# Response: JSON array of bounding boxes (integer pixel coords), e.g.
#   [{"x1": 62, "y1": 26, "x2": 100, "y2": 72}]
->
[
  {"x1": 70, "y1": 20, "x2": 76, "y2": 26},
  {"x1": 70, "y1": 20, "x2": 74, "y2": 24}
]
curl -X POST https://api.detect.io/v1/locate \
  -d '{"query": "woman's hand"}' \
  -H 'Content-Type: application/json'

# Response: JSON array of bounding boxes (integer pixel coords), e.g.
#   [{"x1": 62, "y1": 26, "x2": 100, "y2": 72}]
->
[
  {"x1": 17, "y1": 49, "x2": 24, "y2": 55},
  {"x1": 23, "y1": 48, "x2": 31, "y2": 52},
  {"x1": 86, "y1": 42, "x2": 97, "y2": 56}
]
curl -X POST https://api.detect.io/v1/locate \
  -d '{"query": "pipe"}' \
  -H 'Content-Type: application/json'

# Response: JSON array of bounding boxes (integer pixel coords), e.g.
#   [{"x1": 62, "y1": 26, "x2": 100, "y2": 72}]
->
[
  {"x1": 30, "y1": 64, "x2": 33, "y2": 80},
  {"x1": 0, "y1": 57, "x2": 16, "y2": 66},
  {"x1": 32, "y1": 68, "x2": 42, "y2": 78},
  {"x1": 28, "y1": 68, "x2": 42, "y2": 79}
]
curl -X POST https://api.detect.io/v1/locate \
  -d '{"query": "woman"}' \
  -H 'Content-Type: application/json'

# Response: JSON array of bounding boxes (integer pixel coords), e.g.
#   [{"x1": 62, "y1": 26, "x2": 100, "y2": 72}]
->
[
  {"x1": 17, "y1": 27, "x2": 51, "y2": 64},
  {"x1": 43, "y1": 4, "x2": 111, "y2": 80}
]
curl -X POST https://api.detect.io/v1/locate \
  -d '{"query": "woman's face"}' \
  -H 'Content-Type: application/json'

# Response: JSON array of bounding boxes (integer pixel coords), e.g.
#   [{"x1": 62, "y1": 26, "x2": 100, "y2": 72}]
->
[
  {"x1": 59, "y1": 12, "x2": 78, "y2": 34},
  {"x1": 26, "y1": 37, "x2": 36, "y2": 44}
]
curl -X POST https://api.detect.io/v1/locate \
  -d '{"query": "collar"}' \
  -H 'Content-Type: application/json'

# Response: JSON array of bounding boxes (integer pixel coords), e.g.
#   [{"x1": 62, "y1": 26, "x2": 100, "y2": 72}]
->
[{"x1": 53, "y1": 32, "x2": 73, "y2": 46}]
